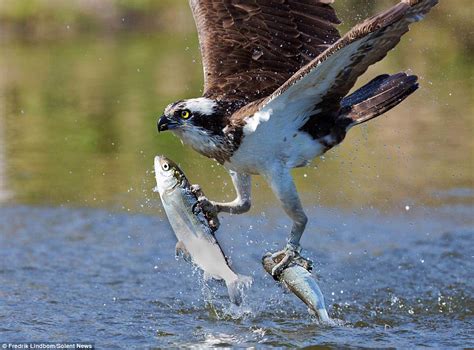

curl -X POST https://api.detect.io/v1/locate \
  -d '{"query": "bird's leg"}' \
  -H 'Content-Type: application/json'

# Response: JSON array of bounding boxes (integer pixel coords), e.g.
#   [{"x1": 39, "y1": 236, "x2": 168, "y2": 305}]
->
[
  {"x1": 264, "y1": 167, "x2": 312, "y2": 276},
  {"x1": 193, "y1": 170, "x2": 251, "y2": 216}
]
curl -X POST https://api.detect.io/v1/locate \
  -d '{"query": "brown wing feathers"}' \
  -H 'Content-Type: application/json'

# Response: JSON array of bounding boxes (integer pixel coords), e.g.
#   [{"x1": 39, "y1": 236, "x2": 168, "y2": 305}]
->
[
  {"x1": 190, "y1": 0, "x2": 437, "y2": 133},
  {"x1": 189, "y1": 0, "x2": 341, "y2": 103},
  {"x1": 267, "y1": 0, "x2": 438, "y2": 106}
]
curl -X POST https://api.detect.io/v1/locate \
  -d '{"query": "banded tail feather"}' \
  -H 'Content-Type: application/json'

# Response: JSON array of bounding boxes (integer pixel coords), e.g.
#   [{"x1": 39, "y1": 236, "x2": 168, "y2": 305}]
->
[{"x1": 340, "y1": 72, "x2": 419, "y2": 128}]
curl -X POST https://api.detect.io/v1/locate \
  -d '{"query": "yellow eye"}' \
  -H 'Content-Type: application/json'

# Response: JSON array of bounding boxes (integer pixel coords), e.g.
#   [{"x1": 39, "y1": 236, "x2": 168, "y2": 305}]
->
[{"x1": 181, "y1": 110, "x2": 190, "y2": 119}]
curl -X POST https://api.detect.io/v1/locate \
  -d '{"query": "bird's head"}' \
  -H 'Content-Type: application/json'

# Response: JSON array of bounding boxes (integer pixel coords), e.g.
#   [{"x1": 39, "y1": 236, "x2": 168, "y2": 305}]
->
[
  {"x1": 157, "y1": 97, "x2": 224, "y2": 135},
  {"x1": 157, "y1": 97, "x2": 229, "y2": 155}
]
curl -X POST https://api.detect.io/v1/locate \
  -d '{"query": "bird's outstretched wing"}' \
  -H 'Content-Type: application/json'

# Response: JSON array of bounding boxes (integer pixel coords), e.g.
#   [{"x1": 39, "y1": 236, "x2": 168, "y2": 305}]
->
[
  {"x1": 231, "y1": 0, "x2": 437, "y2": 129},
  {"x1": 189, "y1": 0, "x2": 341, "y2": 103}
]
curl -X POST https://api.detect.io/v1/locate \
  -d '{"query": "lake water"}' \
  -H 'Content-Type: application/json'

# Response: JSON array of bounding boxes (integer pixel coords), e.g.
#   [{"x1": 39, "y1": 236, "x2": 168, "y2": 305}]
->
[
  {"x1": 1, "y1": 204, "x2": 472, "y2": 348},
  {"x1": 0, "y1": 2, "x2": 473, "y2": 348}
]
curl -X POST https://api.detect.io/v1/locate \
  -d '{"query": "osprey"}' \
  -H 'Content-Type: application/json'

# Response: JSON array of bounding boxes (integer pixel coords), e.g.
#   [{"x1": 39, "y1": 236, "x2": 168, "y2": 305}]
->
[{"x1": 157, "y1": 0, "x2": 438, "y2": 275}]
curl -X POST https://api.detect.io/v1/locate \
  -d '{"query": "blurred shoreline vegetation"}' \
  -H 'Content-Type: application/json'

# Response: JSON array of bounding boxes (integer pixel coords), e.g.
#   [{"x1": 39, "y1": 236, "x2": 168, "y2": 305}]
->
[
  {"x1": 0, "y1": 0, "x2": 472, "y2": 47},
  {"x1": 1, "y1": 1, "x2": 471, "y2": 93},
  {"x1": 0, "y1": 0, "x2": 471, "y2": 82},
  {"x1": 0, "y1": 0, "x2": 194, "y2": 41},
  {"x1": 0, "y1": 0, "x2": 472, "y2": 86}
]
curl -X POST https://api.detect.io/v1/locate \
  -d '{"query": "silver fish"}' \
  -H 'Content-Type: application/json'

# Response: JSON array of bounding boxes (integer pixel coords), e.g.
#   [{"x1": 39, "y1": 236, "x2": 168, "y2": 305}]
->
[
  {"x1": 154, "y1": 155, "x2": 251, "y2": 305},
  {"x1": 262, "y1": 253, "x2": 331, "y2": 323}
]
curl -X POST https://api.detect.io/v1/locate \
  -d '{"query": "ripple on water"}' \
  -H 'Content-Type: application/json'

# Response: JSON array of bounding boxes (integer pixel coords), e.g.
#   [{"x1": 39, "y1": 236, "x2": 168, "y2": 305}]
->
[{"x1": 0, "y1": 205, "x2": 472, "y2": 348}]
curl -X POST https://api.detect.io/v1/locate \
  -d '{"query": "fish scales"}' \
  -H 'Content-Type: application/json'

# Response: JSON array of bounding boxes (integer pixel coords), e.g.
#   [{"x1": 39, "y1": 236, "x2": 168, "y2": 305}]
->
[{"x1": 154, "y1": 155, "x2": 251, "y2": 305}]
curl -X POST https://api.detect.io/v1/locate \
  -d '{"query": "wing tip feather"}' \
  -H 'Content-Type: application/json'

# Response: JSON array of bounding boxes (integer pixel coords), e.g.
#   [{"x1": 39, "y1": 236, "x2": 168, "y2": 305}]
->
[{"x1": 345, "y1": 0, "x2": 438, "y2": 42}]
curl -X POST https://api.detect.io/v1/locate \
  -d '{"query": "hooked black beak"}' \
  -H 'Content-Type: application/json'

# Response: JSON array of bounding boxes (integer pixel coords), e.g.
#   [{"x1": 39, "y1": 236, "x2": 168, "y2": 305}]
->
[{"x1": 157, "y1": 115, "x2": 170, "y2": 133}]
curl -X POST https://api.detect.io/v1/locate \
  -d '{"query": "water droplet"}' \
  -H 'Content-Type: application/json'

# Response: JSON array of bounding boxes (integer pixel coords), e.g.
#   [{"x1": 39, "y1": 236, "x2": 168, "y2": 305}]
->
[{"x1": 252, "y1": 48, "x2": 263, "y2": 60}]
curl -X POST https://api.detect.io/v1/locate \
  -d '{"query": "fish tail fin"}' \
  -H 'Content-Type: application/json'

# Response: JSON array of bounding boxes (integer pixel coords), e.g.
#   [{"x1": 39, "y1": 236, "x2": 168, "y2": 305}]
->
[
  {"x1": 339, "y1": 72, "x2": 419, "y2": 129},
  {"x1": 226, "y1": 274, "x2": 253, "y2": 306}
]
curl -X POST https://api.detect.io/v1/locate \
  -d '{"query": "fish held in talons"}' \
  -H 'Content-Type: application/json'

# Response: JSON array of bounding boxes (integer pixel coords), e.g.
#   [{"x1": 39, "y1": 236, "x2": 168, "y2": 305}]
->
[
  {"x1": 262, "y1": 252, "x2": 331, "y2": 324},
  {"x1": 154, "y1": 155, "x2": 252, "y2": 305},
  {"x1": 269, "y1": 244, "x2": 313, "y2": 277}
]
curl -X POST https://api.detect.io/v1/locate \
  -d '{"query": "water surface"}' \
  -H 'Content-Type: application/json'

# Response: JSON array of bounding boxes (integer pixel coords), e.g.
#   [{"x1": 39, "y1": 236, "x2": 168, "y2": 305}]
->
[{"x1": 0, "y1": 204, "x2": 472, "y2": 348}]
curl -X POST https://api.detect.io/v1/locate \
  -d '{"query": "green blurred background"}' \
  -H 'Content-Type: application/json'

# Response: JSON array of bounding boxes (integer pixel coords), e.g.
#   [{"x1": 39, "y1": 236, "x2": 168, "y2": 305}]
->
[{"x1": 0, "y1": 0, "x2": 472, "y2": 214}]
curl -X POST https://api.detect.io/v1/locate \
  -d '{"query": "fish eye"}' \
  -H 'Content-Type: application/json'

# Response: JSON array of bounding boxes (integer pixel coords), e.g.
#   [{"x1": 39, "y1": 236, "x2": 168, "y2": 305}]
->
[
  {"x1": 180, "y1": 110, "x2": 191, "y2": 119},
  {"x1": 162, "y1": 162, "x2": 170, "y2": 171}
]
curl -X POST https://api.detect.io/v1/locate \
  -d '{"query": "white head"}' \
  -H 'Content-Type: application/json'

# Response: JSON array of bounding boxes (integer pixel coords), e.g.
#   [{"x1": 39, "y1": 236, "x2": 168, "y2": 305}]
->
[
  {"x1": 157, "y1": 97, "x2": 228, "y2": 156},
  {"x1": 158, "y1": 97, "x2": 219, "y2": 133}
]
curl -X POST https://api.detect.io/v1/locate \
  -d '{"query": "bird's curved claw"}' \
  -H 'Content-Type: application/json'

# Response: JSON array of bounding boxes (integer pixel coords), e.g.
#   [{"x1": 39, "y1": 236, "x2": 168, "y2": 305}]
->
[
  {"x1": 270, "y1": 243, "x2": 313, "y2": 277},
  {"x1": 190, "y1": 184, "x2": 203, "y2": 197},
  {"x1": 191, "y1": 184, "x2": 220, "y2": 232}
]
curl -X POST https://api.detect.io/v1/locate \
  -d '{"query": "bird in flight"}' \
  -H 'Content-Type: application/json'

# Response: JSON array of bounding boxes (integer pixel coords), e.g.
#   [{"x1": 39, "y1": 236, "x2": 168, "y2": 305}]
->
[{"x1": 157, "y1": 0, "x2": 438, "y2": 276}]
